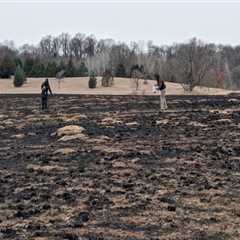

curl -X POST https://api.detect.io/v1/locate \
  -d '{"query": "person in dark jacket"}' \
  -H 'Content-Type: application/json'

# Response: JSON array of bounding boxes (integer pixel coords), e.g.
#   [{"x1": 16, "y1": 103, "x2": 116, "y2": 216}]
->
[
  {"x1": 154, "y1": 74, "x2": 168, "y2": 110},
  {"x1": 41, "y1": 78, "x2": 53, "y2": 110}
]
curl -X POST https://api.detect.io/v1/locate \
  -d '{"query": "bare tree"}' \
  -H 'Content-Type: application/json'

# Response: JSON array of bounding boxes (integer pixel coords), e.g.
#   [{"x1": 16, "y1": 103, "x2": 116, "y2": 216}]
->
[
  {"x1": 59, "y1": 33, "x2": 71, "y2": 57},
  {"x1": 109, "y1": 43, "x2": 131, "y2": 76},
  {"x1": 19, "y1": 44, "x2": 39, "y2": 58},
  {"x1": 52, "y1": 37, "x2": 61, "y2": 58},
  {"x1": 56, "y1": 70, "x2": 65, "y2": 89},
  {"x1": 101, "y1": 69, "x2": 114, "y2": 87},
  {"x1": 84, "y1": 35, "x2": 96, "y2": 57},
  {"x1": 172, "y1": 38, "x2": 216, "y2": 91},
  {"x1": 70, "y1": 33, "x2": 85, "y2": 59},
  {"x1": 130, "y1": 64, "x2": 144, "y2": 92}
]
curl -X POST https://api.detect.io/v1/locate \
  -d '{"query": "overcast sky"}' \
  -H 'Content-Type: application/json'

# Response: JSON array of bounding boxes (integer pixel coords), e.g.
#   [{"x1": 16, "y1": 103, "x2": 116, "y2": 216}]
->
[{"x1": 0, "y1": 0, "x2": 240, "y2": 47}]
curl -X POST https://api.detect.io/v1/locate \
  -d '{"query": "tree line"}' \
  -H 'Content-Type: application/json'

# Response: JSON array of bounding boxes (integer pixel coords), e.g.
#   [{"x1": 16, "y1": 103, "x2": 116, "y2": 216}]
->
[{"x1": 1, "y1": 33, "x2": 240, "y2": 90}]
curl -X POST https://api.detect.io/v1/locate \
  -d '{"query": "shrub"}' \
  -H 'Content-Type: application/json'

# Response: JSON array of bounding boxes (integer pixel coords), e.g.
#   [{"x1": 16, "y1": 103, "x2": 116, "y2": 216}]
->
[
  {"x1": 88, "y1": 71, "x2": 97, "y2": 89},
  {"x1": 14, "y1": 66, "x2": 26, "y2": 87},
  {"x1": 101, "y1": 70, "x2": 114, "y2": 87},
  {"x1": 115, "y1": 64, "x2": 126, "y2": 78}
]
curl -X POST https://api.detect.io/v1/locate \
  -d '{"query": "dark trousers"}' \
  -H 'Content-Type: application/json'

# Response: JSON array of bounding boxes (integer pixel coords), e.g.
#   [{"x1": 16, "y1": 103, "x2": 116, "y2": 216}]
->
[{"x1": 42, "y1": 96, "x2": 48, "y2": 110}]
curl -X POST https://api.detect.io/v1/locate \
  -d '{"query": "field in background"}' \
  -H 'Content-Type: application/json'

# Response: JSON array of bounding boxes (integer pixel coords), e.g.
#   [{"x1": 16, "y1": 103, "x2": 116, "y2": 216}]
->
[{"x1": 0, "y1": 77, "x2": 233, "y2": 95}]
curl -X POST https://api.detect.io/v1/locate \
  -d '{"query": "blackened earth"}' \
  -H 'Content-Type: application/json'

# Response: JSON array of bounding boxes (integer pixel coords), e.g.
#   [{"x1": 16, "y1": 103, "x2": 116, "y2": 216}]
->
[{"x1": 0, "y1": 94, "x2": 240, "y2": 240}]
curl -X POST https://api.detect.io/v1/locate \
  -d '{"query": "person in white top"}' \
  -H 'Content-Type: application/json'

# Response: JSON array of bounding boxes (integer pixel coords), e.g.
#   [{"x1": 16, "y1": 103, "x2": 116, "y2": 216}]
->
[{"x1": 153, "y1": 74, "x2": 168, "y2": 110}]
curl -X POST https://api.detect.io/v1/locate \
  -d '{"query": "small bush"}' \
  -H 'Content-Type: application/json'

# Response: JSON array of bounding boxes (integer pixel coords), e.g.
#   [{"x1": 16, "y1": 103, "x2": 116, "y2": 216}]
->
[
  {"x1": 88, "y1": 71, "x2": 97, "y2": 89},
  {"x1": 115, "y1": 64, "x2": 126, "y2": 77},
  {"x1": 101, "y1": 70, "x2": 114, "y2": 87},
  {"x1": 14, "y1": 66, "x2": 26, "y2": 87}
]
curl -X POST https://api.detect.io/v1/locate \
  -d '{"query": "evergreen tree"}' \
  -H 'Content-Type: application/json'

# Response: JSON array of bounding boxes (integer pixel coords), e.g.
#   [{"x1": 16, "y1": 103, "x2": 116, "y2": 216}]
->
[
  {"x1": 115, "y1": 64, "x2": 126, "y2": 77},
  {"x1": 30, "y1": 63, "x2": 46, "y2": 77},
  {"x1": 57, "y1": 60, "x2": 66, "y2": 73},
  {"x1": 45, "y1": 61, "x2": 57, "y2": 77},
  {"x1": 0, "y1": 55, "x2": 16, "y2": 78},
  {"x1": 14, "y1": 66, "x2": 26, "y2": 87},
  {"x1": 65, "y1": 58, "x2": 76, "y2": 77},
  {"x1": 24, "y1": 58, "x2": 35, "y2": 77},
  {"x1": 76, "y1": 62, "x2": 88, "y2": 77},
  {"x1": 88, "y1": 71, "x2": 97, "y2": 88},
  {"x1": 14, "y1": 58, "x2": 23, "y2": 69}
]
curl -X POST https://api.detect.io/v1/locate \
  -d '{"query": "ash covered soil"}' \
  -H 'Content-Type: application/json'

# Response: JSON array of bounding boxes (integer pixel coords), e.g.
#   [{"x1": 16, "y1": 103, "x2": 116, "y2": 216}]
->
[{"x1": 0, "y1": 94, "x2": 240, "y2": 240}]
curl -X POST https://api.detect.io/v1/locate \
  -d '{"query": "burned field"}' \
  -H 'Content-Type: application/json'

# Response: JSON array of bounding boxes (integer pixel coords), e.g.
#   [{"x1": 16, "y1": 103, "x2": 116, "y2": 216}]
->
[{"x1": 0, "y1": 94, "x2": 240, "y2": 240}]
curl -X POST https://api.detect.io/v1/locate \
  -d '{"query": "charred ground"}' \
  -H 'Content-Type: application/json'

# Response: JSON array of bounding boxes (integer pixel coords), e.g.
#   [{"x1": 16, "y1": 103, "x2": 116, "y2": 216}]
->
[{"x1": 0, "y1": 94, "x2": 240, "y2": 240}]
